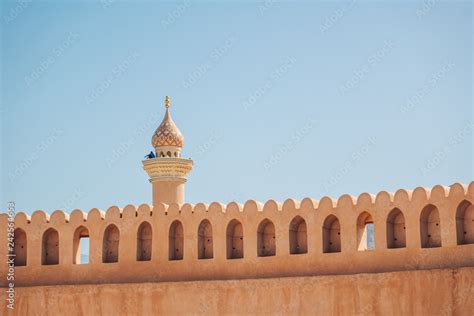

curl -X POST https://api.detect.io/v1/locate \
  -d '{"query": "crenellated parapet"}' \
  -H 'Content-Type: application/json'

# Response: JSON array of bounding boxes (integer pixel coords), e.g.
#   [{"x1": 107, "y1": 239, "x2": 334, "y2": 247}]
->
[{"x1": 1, "y1": 181, "x2": 473, "y2": 287}]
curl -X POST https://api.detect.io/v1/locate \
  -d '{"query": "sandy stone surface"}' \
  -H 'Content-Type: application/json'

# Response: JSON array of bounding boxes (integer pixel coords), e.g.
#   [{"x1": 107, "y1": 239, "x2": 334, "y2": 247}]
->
[{"x1": 2, "y1": 267, "x2": 473, "y2": 315}]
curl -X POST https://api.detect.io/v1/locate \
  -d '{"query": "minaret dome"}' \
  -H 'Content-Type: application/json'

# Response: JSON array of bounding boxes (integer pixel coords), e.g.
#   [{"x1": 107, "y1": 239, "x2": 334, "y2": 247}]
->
[{"x1": 151, "y1": 96, "x2": 185, "y2": 158}]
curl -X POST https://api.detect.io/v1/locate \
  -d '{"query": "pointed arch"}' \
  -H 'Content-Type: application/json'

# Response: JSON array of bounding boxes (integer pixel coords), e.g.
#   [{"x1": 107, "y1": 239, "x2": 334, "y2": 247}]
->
[
  {"x1": 386, "y1": 208, "x2": 406, "y2": 248},
  {"x1": 103, "y1": 224, "x2": 120, "y2": 263},
  {"x1": 420, "y1": 204, "x2": 441, "y2": 248},
  {"x1": 137, "y1": 221, "x2": 152, "y2": 261},
  {"x1": 257, "y1": 218, "x2": 275, "y2": 257},
  {"x1": 73, "y1": 226, "x2": 90, "y2": 264},
  {"x1": 42, "y1": 228, "x2": 59, "y2": 265},
  {"x1": 12, "y1": 228, "x2": 27, "y2": 266},
  {"x1": 456, "y1": 200, "x2": 474, "y2": 245},
  {"x1": 198, "y1": 219, "x2": 213, "y2": 259},
  {"x1": 226, "y1": 219, "x2": 243, "y2": 259},
  {"x1": 289, "y1": 216, "x2": 307, "y2": 254},
  {"x1": 357, "y1": 211, "x2": 374, "y2": 251},
  {"x1": 323, "y1": 215, "x2": 341, "y2": 253},
  {"x1": 169, "y1": 220, "x2": 183, "y2": 260}
]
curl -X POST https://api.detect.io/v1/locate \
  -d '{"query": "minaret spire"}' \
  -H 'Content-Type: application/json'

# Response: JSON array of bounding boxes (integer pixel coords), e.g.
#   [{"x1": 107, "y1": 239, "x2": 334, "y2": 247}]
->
[{"x1": 143, "y1": 96, "x2": 194, "y2": 206}]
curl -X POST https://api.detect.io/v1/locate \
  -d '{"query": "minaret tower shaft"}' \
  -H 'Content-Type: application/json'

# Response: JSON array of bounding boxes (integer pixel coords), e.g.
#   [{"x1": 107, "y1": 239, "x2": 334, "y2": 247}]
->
[{"x1": 142, "y1": 96, "x2": 193, "y2": 206}]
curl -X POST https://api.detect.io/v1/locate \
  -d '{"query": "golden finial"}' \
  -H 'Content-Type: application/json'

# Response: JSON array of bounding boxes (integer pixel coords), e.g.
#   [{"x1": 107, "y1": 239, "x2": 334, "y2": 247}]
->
[{"x1": 165, "y1": 96, "x2": 170, "y2": 109}]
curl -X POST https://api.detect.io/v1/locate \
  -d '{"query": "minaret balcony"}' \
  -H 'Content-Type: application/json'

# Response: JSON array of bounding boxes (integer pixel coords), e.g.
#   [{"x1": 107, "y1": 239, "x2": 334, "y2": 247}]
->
[{"x1": 142, "y1": 157, "x2": 193, "y2": 182}]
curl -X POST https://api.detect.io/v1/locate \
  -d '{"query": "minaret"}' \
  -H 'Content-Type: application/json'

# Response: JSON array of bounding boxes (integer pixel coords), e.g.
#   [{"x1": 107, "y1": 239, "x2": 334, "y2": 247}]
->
[{"x1": 143, "y1": 96, "x2": 193, "y2": 206}]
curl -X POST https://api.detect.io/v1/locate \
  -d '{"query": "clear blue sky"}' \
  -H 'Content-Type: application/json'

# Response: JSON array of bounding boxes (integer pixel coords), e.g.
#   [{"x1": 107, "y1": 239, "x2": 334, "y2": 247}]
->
[{"x1": 1, "y1": 0, "x2": 472, "y2": 216}]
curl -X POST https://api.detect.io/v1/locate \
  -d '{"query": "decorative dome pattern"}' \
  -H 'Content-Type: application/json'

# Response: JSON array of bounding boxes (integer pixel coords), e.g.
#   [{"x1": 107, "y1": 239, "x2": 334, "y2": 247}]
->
[{"x1": 152, "y1": 108, "x2": 184, "y2": 148}]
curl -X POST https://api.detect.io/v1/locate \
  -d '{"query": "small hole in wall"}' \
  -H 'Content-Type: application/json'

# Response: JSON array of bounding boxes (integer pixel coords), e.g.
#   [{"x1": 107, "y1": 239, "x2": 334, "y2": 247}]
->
[
  {"x1": 179, "y1": 211, "x2": 181, "y2": 214},
  {"x1": 428, "y1": 234, "x2": 431, "y2": 238},
  {"x1": 338, "y1": 232, "x2": 340, "y2": 235},
  {"x1": 120, "y1": 214, "x2": 122, "y2": 218},
  {"x1": 150, "y1": 211, "x2": 152, "y2": 216},
  {"x1": 165, "y1": 212, "x2": 168, "y2": 216},
  {"x1": 394, "y1": 238, "x2": 397, "y2": 241},
  {"x1": 436, "y1": 223, "x2": 439, "y2": 226}
]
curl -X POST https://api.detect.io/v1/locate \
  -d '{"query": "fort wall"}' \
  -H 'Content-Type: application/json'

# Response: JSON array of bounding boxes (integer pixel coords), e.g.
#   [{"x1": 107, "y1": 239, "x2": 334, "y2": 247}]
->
[
  {"x1": 1, "y1": 182, "x2": 473, "y2": 287},
  {"x1": 1, "y1": 267, "x2": 474, "y2": 315}
]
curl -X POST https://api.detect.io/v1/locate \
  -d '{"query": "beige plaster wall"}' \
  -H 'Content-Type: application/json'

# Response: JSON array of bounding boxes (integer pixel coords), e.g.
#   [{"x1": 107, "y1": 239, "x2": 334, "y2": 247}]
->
[
  {"x1": 152, "y1": 179, "x2": 186, "y2": 206},
  {"x1": 1, "y1": 267, "x2": 473, "y2": 315},
  {"x1": 0, "y1": 182, "x2": 473, "y2": 287}
]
